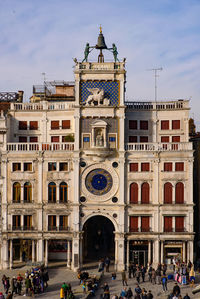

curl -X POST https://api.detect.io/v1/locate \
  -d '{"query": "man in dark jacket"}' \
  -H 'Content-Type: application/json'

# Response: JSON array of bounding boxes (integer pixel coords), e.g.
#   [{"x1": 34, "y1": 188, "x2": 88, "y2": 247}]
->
[{"x1": 172, "y1": 283, "x2": 180, "y2": 296}]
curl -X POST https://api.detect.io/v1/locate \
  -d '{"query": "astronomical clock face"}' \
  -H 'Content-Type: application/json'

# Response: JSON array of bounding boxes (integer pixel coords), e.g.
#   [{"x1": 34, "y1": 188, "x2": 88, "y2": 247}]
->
[
  {"x1": 81, "y1": 163, "x2": 119, "y2": 201},
  {"x1": 85, "y1": 168, "x2": 113, "y2": 196}
]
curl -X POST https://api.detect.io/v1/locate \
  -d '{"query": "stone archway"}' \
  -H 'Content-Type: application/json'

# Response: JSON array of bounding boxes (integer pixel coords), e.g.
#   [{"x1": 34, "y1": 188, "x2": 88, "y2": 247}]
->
[{"x1": 82, "y1": 215, "x2": 115, "y2": 263}]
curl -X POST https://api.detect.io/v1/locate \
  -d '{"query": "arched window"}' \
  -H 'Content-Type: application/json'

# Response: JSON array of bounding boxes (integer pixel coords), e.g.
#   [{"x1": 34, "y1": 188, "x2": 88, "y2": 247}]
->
[
  {"x1": 48, "y1": 182, "x2": 56, "y2": 203},
  {"x1": 13, "y1": 182, "x2": 21, "y2": 203},
  {"x1": 24, "y1": 182, "x2": 32, "y2": 202},
  {"x1": 141, "y1": 182, "x2": 149, "y2": 204},
  {"x1": 130, "y1": 183, "x2": 138, "y2": 204},
  {"x1": 59, "y1": 182, "x2": 68, "y2": 203},
  {"x1": 175, "y1": 182, "x2": 184, "y2": 204},
  {"x1": 164, "y1": 182, "x2": 172, "y2": 204}
]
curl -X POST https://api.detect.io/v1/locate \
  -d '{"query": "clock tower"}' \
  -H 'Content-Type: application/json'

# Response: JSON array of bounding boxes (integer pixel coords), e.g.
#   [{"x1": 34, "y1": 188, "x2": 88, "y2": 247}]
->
[{"x1": 72, "y1": 28, "x2": 126, "y2": 270}]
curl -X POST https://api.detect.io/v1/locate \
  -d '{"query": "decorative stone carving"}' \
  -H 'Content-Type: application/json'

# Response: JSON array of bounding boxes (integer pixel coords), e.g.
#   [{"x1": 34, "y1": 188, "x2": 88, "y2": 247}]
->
[{"x1": 85, "y1": 88, "x2": 110, "y2": 106}]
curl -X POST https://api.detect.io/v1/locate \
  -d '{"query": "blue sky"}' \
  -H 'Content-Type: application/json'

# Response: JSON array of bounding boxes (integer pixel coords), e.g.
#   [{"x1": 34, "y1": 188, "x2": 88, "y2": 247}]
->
[{"x1": 0, "y1": 0, "x2": 200, "y2": 121}]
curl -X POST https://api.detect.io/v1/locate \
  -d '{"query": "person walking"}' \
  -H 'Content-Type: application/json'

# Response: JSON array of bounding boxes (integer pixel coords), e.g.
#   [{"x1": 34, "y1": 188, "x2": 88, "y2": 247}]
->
[
  {"x1": 183, "y1": 294, "x2": 190, "y2": 299},
  {"x1": 135, "y1": 267, "x2": 140, "y2": 284},
  {"x1": 146, "y1": 290, "x2": 153, "y2": 299},
  {"x1": 121, "y1": 270, "x2": 128, "y2": 286},
  {"x1": 151, "y1": 269, "x2": 156, "y2": 285},
  {"x1": 161, "y1": 274, "x2": 168, "y2": 292},
  {"x1": 60, "y1": 287, "x2": 65, "y2": 299},
  {"x1": 127, "y1": 287, "x2": 133, "y2": 298},
  {"x1": 141, "y1": 266, "x2": 146, "y2": 282},
  {"x1": 105, "y1": 257, "x2": 110, "y2": 272}
]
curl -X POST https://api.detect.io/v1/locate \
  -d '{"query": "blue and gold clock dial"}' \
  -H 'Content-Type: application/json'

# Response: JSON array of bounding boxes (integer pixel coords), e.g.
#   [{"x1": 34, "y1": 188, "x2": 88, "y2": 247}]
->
[{"x1": 85, "y1": 168, "x2": 113, "y2": 196}]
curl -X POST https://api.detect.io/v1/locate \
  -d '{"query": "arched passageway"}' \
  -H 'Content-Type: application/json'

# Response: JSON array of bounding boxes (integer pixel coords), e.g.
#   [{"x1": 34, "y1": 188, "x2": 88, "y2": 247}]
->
[{"x1": 82, "y1": 215, "x2": 115, "y2": 262}]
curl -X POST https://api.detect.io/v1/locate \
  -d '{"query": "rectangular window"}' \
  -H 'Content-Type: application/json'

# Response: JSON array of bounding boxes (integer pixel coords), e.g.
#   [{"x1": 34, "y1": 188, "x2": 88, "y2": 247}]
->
[
  {"x1": 24, "y1": 215, "x2": 32, "y2": 230},
  {"x1": 12, "y1": 215, "x2": 21, "y2": 230},
  {"x1": 141, "y1": 216, "x2": 150, "y2": 232},
  {"x1": 48, "y1": 162, "x2": 56, "y2": 171},
  {"x1": 19, "y1": 121, "x2": 27, "y2": 130},
  {"x1": 141, "y1": 163, "x2": 150, "y2": 172},
  {"x1": 59, "y1": 215, "x2": 68, "y2": 230},
  {"x1": 140, "y1": 120, "x2": 148, "y2": 130},
  {"x1": 129, "y1": 136, "x2": 137, "y2": 142},
  {"x1": 164, "y1": 216, "x2": 173, "y2": 232},
  {"x1": 129, "y1": 216, "x2": 138, "y2": 232},
  {"x1": 48, "y1": 215, "x2": 56, "y2": 231},
  {"x1": 161, "y1": 136, "x2": 169, "y2": 142},
  {"x1": 172, "y1": 136, "x2": 180, "y2": 142},
  {"x1": 130, "y1": 163, "x2": 138, "y2": 172},
  {"x1": 175, "y1": 162, "x2": 184, "y2": 171},
  {"x1": 30, "y1": 136, "x2": 38, "y2": 142},
  {"x1": 129, "y1": 120, "x2": 137, "y2": 130},
  {"x1": 164, "y1": 162, "x2": 173, "y2": 172},
  {"x1": 172, "y1": 120, "x2": 180, "y2": 130},
  {"x1": 83, "y1": 137, "x2": 90, "y2": 142},
  {"x1": 175, "y1": 216, "x2": 184, "y2": 232},
  {"x1": 29, "y1": 121, "x2": 38, "y2": 130},
  {"x1": 140, "y1": 136, "x2": 148, "y2": 142},
  {"x1": 24, "y1": 163, "x2": 32, "y2": 171},
  {"x1": 19, "y1": 136, "x2": 27, "y2": 143},
  {"x1": 13, "y1": 163, "x2": 21, "y2": 171},
  {"x1": 51, "y1": 136, "x2": 59, "y2": 142},
  {"x1": 51, "y1": 120, "x2": 59, "y2": 130},
  {"x1": 62, "y1": 120, "x2": 70, "y2": 129},
  {"x1": 59, "y1": 162, "x2": 68, "y2": 171},
  {"x1": 109, "y1": 137, "x2": 116, "y2": 142},
  {"x1": 161, "y1": 120, "x2": 169, "y2": 130}
]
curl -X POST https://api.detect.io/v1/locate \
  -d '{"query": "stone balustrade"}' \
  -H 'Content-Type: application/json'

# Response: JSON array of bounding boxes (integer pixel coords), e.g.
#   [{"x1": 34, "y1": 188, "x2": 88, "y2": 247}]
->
[
  {"x1": 125, "y1": 142, "x2": 192, "y2": 151},
  {"x1": 7, "y1": 142, "x2": 74, "y2": 152}
]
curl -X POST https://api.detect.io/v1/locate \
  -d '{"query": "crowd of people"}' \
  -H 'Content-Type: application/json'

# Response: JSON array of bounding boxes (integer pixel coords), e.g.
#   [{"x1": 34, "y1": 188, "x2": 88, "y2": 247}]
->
[{"x1": 1, "y1": 265, "x2": 49, "y2": 298}]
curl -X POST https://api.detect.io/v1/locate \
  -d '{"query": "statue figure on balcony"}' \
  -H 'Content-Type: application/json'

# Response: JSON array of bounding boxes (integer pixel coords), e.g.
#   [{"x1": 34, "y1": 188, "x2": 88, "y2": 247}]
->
[
  {"x1": 112, "y1": 43, "x2": 119, "y2": 62},
  {"x1": 82, "y1": 43, "x2": 94, "y2": 62}
]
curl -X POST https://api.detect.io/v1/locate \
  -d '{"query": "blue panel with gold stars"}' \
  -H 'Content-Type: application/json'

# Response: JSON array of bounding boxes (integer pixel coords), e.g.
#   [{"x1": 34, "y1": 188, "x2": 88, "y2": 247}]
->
[
  {"x1": 80, "y1": 81, "x2": 119, "y2": 106},
  {"x1": 85, "y1": 169, "x2": 113, "y2": 196}
]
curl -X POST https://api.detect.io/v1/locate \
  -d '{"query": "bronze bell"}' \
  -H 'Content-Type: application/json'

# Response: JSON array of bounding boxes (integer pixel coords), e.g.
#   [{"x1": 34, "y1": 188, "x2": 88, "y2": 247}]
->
[{"x1": 96, "y1": 32, "x2": 107, "y2": 49}]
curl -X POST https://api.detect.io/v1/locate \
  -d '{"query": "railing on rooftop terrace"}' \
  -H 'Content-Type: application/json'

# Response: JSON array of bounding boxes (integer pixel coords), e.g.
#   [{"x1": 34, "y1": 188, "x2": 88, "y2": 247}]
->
[
  {"x1": 11, "y1": 102, "x2": 75, "y2": 111},
  {"x1": 125, "y1": 142, "x2": 192, "y2": 151},
  {"x1": 76, "y1": 62, "x2": 125, "y2": 71},
  {"x1": 7, "y1": 143, "x2": 74, "y2": 152},
  {"x1": 125, "y1": 100, "x2": 189, "y2": 110}
]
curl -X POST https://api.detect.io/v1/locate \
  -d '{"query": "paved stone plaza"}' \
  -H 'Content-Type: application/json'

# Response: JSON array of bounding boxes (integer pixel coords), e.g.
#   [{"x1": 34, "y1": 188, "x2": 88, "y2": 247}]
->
[{"x1": 0, "y1": 265, "x2": 199, "y2": 298}]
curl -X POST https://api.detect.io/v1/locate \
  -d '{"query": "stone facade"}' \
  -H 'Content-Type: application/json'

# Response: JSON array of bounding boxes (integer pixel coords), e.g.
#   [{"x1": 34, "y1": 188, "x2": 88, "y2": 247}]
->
[{"x1": 0, "y1": 59, "x2": 194, "y2": 271}]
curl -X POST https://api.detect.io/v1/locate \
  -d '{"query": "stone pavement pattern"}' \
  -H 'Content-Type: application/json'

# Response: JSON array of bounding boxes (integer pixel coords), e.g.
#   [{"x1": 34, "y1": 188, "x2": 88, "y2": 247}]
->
[{"x1": 0, "y1": 266, "x2": 199, "y2": 298}]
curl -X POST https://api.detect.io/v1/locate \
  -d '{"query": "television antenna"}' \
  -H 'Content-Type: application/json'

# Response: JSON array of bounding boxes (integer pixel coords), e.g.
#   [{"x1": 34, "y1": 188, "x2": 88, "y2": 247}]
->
[
  {"x1": 147, "y1": 67, "x2": 163, "y2": 102},
  {"x1": 41, "y1": 72, "x2": 46, "y2": 83}
]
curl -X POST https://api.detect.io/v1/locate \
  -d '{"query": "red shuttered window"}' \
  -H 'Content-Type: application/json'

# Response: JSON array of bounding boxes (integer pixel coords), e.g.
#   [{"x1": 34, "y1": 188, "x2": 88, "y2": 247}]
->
[
  {"x1": 141, "y1": 216, "x2": 150, "y2": 232},
  {"x1": 140, "y1": 121, "x2": 148, "y2": 130},
  {"x1": 140, "y1": 136, "x2": 148, "y2": 142},
  {"x1": 51, "y1": 136, "x2": 59, "y2": 142},
  {"x1": 164, "y1": 216, "x2": 173, "y2": 232},
  {"x1": 129, "y1": 120, "x2": 137, "y2": 130},
  {"x1": 30, "y1": 121, "x2": 38, "y2": 130},
  {"x1": 30, "y1": 136, "x2": 38, "y2": 142},
  {"x1": 19, "y1": 136, "x2": 27, "y2": 142},
  {"x1": 130, "y1": 183, "x2": 138, "y2": 204},
  {"x1": 130, "y1": 216, "x2": 138, "y2": 232},
  {"x1": 19, "y1": 121, "x2": 27, "y2": 130},
  {"x1": 161, "y1": 120, "x2": 169, "y2": 130},
  {"x1": 130, "y1": 163, "x2": 138, "y2": 172},
  {"x1": 62, "y1": 120, "x2": 70, "y2": 129},
  {"x1": 161, "y1": 136, "x2": 169, "y2": 142},
  {"x1": 175, "y1": 182, "x2": 184, "y2": 204},
  {"x1": 51, "y1": 121, "x2": 59, "y2": 130},
  {"x1": 141, "y1": 182, "x2": 150, "y2": 204},
  {"x1": 129, "y1": 136, "x2": 137, "y2": 142},
  {"x1": 172, "y1": 120, "x2": 180, "y2": 130},
  {"x1": 141, "y1": 163, "x2": 150, "y2": 172},
  {"x1": 175, "y1": 162, "x2": 184, "y2": 171},
  {"x1": 164, "y1": 183, "x2": 172, "y2": 204},
  {"x1": 172, "y1": 136, "x2": 180, "y2": 142},
  {"x1": 175, "y1": 216, "x2": 184, "y2": 232},
  {"x1": 164, "y1": 163, "x2": 172, "y2": 171}
]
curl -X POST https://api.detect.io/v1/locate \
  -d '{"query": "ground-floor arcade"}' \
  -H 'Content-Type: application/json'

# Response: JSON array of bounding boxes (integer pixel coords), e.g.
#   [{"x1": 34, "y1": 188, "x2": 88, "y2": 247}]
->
[{"x1": 0, "y1": 216, "x2": 194, "y2": 270}]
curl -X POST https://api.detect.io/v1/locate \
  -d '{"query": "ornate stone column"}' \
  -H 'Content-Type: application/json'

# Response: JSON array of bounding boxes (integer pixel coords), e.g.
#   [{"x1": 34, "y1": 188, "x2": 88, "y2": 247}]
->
[
  {"x1": 45, "y1": 240, "x2": 48, "y2": 267},
  {"x1": 148, "y1": 241, "x2": 151, "y2": 264},
  {"x1": 32, "y1": 240, "x2": 35, "y2": 263},
  {"x1": 9, "y1": 240, "x2": 13, "y2": 269},
  {"x1": 67, "y1": 240, "x2": 71, "y2": 268},
  {"x1": 126, "y1": 240, "x2": 129, "y2": 269}
]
